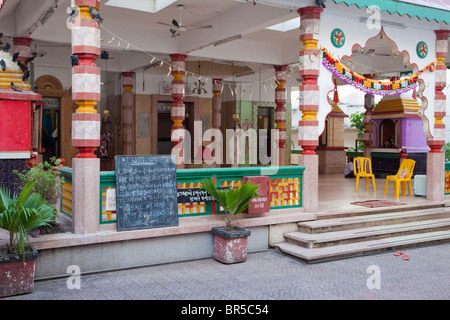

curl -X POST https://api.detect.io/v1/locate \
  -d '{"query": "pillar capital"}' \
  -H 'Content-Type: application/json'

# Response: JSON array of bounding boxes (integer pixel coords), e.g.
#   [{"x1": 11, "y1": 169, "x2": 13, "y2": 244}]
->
[
  {"x1": 435, "y1": 30, "x2": 450, "y2": 40},
  {"x1": 297, "y1": 6, "x2": 324, "y2": 17},
  {"x1": 12, "y1": 37, "x2": 32, "y2": 62},
  {"x1": 122, "y1": 72, "x2": 135, "y2": 92},
  {"x1": 74, "y1": 0, "x2": 100, "y2": 8},
  {"x1": 170, "y1": 54, "x2": 187, "y2": 74},
  {"x1": 212, "y1": 78, "x2": 222, "y2": 96}
]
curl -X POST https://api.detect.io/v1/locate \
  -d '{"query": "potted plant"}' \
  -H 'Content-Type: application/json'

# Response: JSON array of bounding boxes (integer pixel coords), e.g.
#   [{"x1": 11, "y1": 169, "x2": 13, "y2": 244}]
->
[
  {"x1": 199, "y1": 177, "x2": 260, "y2": 264},
  {"x1": 0, "y1": 179, "x2": 56, "y2": 297}
]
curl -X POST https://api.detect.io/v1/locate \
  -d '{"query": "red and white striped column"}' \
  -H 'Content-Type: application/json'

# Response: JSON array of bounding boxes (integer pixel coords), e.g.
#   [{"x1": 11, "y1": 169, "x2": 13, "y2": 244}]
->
[
  {"x1": 122, "y1": 71, "x2": 135, "y2": 155},
  {"x1": 296, "y1": 6, "x2": 323, "y2": 213},
  {"x1": 274, "y1": 65, "x2": 288, "y2": 166},
  {"x1": 212, "y1": 79, "x2": 222, "y2": 167},
  {"x1": 429, "y1": 30, "x2": 450, "y2": 153},
  {"x1": 426, "y1": 30, "x2": 450, "y2": 201},
  {"x1": 212, "y1": 78, "x2": 222, "y2": 132},
  {"x1": 170, "y1": 54, "x2": 187, "y2": 168},
  {"x1": 71, "y1": 0, "x2": 101, "y2": 234},
  {"x1": 297, "y1": 6, "x2": 323, "y2": 155},
  {"x1": 71, "y1": 0, "x2": 101, "y2": 158}
]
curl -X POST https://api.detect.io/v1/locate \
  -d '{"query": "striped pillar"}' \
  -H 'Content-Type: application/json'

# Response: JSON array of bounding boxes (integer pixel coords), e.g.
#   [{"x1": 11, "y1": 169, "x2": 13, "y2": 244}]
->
[
  {"x1": 297, "y1": 6, "x2": 323, "y2": 156},
  {"x1": 12, "y1": 37, "x2": 32, "y2": 63},
  {"x1": 363, "y1": 93, "x2": 374, "y2": 158},
  {"x1": 274, "y1": 65, "x2": 287, "y2": 166},
  {"x1": 212, "y1": 79, "x2": 222, "y2": 168},
  {"x1": 122, "y1": 72, "x2": 135, "y2": 155},
  {"x1": 429, "y1": 30, "x2": 450, "y2": 153},
  {"x1": 170, "y1": 54, "x2": 187, "y2": 169},
  {"x1": 71, "y1": 0, "x2": 101, "y2": 234},
  {"x1": 212, "y1": 78, "x2": 222, "y2": 131},
  {"x1": 71, "y1": 0, "x2": 101, "y2": 158},
  {"x1": 296, "y1": 6, "x2": 323, "y2": 213},
  {"x1": 425, "y1": 30, "x2": 450, "y2": 202}
]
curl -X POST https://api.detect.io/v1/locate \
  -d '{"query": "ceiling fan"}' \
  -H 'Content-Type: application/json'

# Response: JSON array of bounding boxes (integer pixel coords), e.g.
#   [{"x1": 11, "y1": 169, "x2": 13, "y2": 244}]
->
[{"x1": 157, "y1": 5, "x2": 212, "y2": 38}]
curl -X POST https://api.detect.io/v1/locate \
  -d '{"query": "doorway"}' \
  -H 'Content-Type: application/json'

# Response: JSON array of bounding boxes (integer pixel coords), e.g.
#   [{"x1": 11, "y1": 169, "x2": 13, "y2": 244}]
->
[
  {"x1": 41, "y1": 97, "x2": 60, "y2": 162},
  {"x1": 257, "y1": 106, "x2": 272, "y2": 164}
]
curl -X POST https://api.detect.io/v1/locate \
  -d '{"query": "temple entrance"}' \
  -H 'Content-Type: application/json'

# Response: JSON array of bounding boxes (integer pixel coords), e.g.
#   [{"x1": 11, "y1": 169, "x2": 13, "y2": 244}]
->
[{"x1": 319, "y1": 28, "x2": 431, "y2": 203}]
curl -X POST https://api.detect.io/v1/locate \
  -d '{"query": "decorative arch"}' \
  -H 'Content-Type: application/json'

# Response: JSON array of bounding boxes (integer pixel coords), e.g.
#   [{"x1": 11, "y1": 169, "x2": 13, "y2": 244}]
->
[
  {"x1": 35, "y1": 75, "x2": 63, "y2": 91},
  {"x1": 337, "y1": 27, "x2": 432, "y2": 139}
]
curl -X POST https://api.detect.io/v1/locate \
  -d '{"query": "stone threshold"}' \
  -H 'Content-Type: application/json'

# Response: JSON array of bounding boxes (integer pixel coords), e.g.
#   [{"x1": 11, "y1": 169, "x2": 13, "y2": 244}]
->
[{"x1": 10, "y1": 208, "x2": 315, "y2": 251}]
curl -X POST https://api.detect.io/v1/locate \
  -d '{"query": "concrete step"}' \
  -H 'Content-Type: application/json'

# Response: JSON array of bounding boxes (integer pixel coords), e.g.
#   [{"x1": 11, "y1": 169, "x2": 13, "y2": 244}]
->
[
  {"x1": 274, "y1": 230, "x2": 450, "y2": 263},
  {"x1": 316, "y1": 202, "x2": 445, "y2": 220},
  {"x1": 297, "y1": 207, "x2": 450, "y2": 234},
  {"x1": 285, "y1": 218, "x2": 450, "y2": 248}
]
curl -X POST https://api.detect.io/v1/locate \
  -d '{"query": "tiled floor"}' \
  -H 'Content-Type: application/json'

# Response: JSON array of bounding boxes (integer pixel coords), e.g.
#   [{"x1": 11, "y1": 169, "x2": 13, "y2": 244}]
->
[
  {"x1": 318, "y1": 174, "x2": 430, "y2": 212},
  {"x1": 2, "y1": 244, "x2": 450, "y2": 301}
]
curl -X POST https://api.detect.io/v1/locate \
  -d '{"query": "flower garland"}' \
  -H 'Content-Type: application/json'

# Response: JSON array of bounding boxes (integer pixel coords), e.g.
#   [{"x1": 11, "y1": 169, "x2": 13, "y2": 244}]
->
[{"x1": 321, "y1": 47, "x2": 435, "y2": 96}]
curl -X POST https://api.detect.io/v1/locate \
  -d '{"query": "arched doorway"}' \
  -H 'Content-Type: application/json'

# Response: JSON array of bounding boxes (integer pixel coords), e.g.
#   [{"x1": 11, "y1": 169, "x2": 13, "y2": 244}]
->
[{"x1": 35, "y1": 75, "x2": 77, "y2": 167}]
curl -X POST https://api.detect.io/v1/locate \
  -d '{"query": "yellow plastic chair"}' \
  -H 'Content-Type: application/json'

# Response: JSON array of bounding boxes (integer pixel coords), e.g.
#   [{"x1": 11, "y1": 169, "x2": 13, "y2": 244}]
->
[
  {"x1": 353, "y1": 157, "x2": 376, "y2": 192},
  {"x1": 384, "y1": 159, "x2": 416, "y2": 198}
]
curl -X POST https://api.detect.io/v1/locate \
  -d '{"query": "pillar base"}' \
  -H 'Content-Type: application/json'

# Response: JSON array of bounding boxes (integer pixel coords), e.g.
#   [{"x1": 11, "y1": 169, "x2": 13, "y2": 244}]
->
[
  {"x1": 72, "y1": 158, "x2": 100, "y2": 234},
  {"x1": 426, "y1": 152, "x2": 445, "y2": 201},
  {"x1": 298, "y1": 154, "x2": 319, "y2": 212}
]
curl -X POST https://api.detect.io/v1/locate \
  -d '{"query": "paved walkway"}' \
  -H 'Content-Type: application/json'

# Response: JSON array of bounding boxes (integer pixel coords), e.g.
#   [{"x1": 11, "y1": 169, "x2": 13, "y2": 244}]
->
[{"x1": 2, "y1": 242, "x2": 450, "y2": 302}]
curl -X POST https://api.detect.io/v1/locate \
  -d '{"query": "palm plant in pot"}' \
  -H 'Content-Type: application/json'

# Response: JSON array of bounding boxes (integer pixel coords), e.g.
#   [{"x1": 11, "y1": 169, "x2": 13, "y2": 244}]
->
[
  {"x1": 0, "y1": 179, "x2": 56, "y2": 297},
  {"x1": 199, "y1": 177, "x2": 260, "y2": 264}
]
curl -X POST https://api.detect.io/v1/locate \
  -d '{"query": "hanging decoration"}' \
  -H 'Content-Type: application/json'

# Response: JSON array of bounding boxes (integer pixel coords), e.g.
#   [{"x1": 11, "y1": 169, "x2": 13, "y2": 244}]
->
[
  {"x1": 192, "y1": 62, "x2": 207, "y2": 94},
  {"x1": 321, "y1": 47, "x2": 435, "y2": 96}
]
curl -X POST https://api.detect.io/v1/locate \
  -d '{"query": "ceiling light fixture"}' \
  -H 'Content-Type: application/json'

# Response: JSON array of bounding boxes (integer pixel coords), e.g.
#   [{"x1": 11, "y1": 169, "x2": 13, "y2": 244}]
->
[
  {"x1": 213, "y1": 34, "x2": 242, "y2": 47},
  {"x1": 40, "y1": 7, "x2": 55, "y2": 25},
  {"x1": 359, "y1": 17, "x2": 406, "y2": 29}
]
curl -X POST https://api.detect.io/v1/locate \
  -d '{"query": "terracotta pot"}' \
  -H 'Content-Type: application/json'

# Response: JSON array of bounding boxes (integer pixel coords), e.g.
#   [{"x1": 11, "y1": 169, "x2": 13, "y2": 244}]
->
[
  {"x1": 0, "y1": 245, "x2": 38, "y2": 297},
  {"x1": 211, "y1": 226, "x2": 251, "y2": 264}
]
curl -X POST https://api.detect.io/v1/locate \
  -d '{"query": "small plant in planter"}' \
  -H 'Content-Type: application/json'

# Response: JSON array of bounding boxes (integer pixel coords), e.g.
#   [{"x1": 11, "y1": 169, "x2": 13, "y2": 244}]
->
[
  {"x1": 0, "y1": 179, "x2": 56, "y2": 297},
  {"x1": 13, "y1": 157, "x2": 64, "y2": 235},
  {"x1": 199, "y1": 177, "x2": 260, "y2": 264}
]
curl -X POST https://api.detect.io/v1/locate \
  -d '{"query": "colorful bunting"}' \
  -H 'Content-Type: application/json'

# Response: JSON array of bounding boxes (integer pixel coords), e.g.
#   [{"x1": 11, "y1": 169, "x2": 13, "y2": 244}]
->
[{"x1": 321, "y1": 47, "x2": 435, "y2": 96}]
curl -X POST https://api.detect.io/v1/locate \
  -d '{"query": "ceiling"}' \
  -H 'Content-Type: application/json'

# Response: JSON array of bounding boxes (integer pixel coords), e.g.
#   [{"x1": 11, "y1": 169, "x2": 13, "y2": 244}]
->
[{"x1": 0, "y1": 0, "x2": 449, "y2": 80}]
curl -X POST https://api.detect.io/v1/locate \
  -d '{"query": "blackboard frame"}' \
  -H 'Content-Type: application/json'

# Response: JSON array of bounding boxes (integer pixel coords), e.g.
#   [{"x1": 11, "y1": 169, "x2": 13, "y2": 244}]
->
[{"x1": 115, "y1": 155, "x2": 178, "y2": 231}]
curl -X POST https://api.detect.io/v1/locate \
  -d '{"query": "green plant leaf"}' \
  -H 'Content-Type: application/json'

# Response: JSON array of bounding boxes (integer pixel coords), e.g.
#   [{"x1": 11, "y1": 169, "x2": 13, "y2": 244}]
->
[
  {"x1": 0, "y1": 179, "x2": 56, "y2": 255},
  {"x1": 199, "y1": 177, "x2": 260, "y2": 230}
]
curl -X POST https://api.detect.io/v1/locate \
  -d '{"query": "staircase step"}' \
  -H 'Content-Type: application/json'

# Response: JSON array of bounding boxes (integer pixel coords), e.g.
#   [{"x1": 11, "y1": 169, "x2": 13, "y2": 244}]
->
[
  {"x1": 316, "y1": 202, "x2": 445, "y2": 220},
  {"x1": 298, "y1": 207, "x2": 450, "y2": 233},
  {"x1": 274, "y1": 230, "x2": 450, "y2": 263},
  {"x1": 285, "y1": 218, "x2": 450, "y2": 248}
]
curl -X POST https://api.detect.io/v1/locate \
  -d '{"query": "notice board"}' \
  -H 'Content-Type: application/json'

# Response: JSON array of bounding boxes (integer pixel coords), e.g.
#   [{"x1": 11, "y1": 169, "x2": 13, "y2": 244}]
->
[{"x1": 115, "y1": 155, "x2": 178, "y2": 231}]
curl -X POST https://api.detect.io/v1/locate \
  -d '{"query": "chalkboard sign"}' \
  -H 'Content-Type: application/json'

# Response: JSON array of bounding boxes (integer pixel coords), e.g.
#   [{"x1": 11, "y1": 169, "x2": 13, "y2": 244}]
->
[{"x1": 115, "y1": 155, "x2": 178, "y2": 231}]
